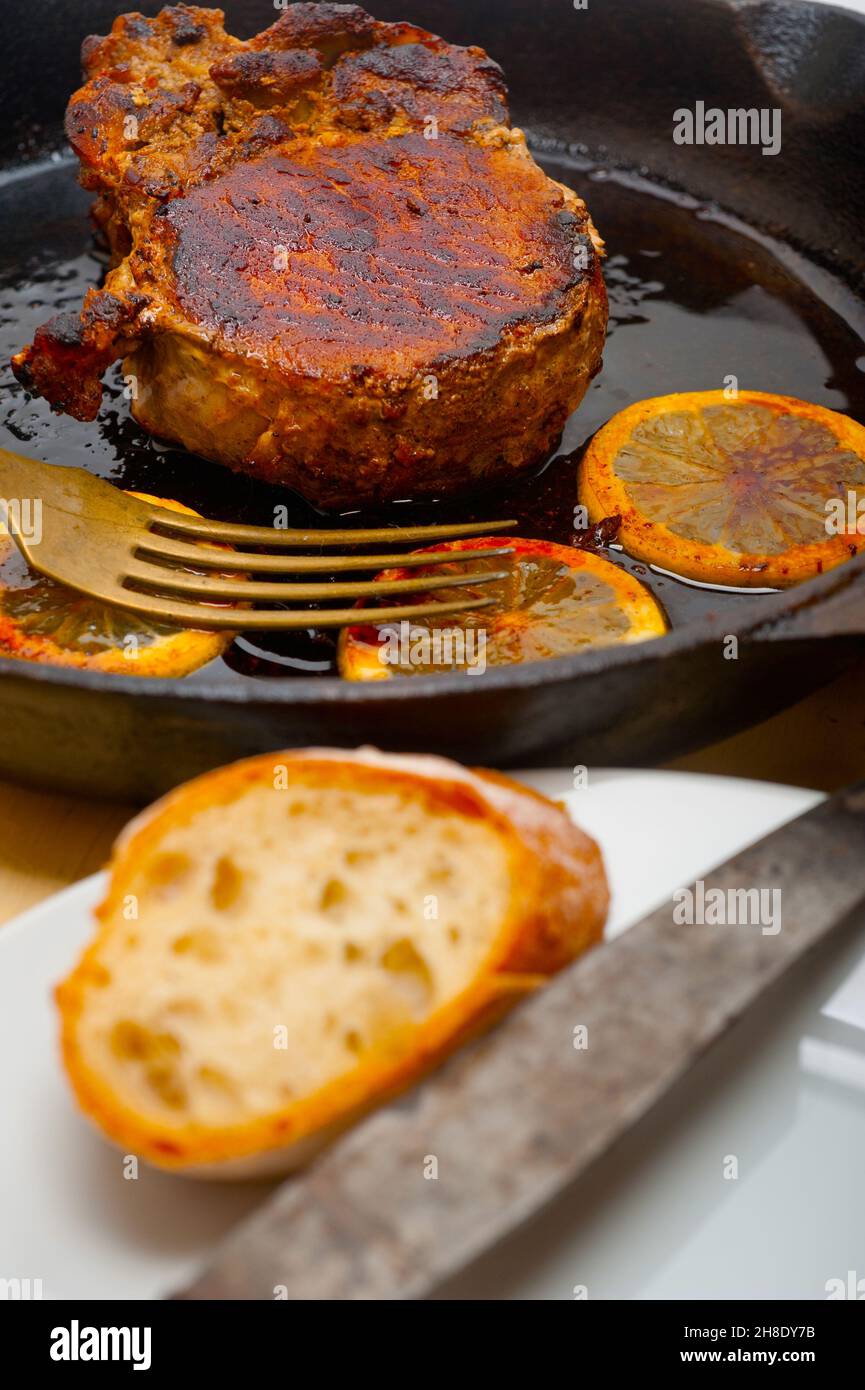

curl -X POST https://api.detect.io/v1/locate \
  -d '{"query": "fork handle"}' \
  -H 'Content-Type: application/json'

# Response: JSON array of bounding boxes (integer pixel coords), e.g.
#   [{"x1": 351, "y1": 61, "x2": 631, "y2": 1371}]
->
[{"x1": 0, "y1": 447, "x2": 46, "y2": 499}]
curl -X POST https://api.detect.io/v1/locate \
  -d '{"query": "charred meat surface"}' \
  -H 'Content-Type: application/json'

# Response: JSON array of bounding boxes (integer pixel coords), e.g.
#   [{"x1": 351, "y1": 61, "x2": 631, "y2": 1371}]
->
[{"x1": 12, "y1": 4, "x2": 607, "y2": 507}]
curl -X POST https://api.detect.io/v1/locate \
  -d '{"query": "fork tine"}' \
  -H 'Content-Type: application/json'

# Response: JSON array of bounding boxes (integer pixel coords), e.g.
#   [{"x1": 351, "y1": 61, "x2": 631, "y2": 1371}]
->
[
  {"x1": 144, "y1": 509, "x2": 517, "y2": 546},
  {"x1": 136, "y1": 537, "x2": 515, "y2": 573},
  {"x1": 108, "y1": 590, "x2": 497, "y2": 630},
  {"x1": 0, "y1": 450, "x2": 513, "y2": 632},
  {"x1": 124, "y1": 562, "x2": 510, "y2": 603}
]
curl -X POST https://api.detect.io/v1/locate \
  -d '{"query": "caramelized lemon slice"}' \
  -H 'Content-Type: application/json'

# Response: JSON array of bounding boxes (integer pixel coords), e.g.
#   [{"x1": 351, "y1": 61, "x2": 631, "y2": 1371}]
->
[
  {"x1": 338, "y1": 537, "x2": 667, "y2": 680},
  {"x1": 579, "y1": 390, "x2": 865, "y2": 587},
  {"x1": 0, "y1": 493, "x2": 233, "y2": 675}
]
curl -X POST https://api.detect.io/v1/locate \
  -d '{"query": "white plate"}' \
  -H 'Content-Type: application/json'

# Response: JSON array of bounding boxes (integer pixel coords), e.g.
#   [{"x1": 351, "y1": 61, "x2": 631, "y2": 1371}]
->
[{"x1": 2, "y1": 768, "x2": 864, "y2": 1301}]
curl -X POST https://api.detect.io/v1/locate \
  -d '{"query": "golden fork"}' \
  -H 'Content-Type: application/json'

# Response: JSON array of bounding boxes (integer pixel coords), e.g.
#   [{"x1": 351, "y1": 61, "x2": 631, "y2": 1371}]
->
[{"x1": 0, "y1": 450, "x2": 515, "y2": 630}]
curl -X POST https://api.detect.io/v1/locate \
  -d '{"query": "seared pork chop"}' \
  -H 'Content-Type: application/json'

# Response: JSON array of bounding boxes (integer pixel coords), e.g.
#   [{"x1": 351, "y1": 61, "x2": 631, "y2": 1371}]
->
[{"x1": 13, "y1": 4, "x2": 607, "y2": 508}]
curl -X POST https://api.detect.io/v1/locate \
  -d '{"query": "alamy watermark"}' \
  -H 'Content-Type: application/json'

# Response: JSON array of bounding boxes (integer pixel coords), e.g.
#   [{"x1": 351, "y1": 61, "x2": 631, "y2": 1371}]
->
[
  {"x1": 0, "y1": 1276, "x2": 43, "y2": 1299},
  {"x1": 673, "y1": 880, "x2": 782, "y2": 936},
  {"x1": 0, "y1": 497, "x2": 42, "y2": 545},
  {"x1": 378, "y1": 620, "x2": 487, "y2": 675},
  {"x1": 50, "y1": 1322, "x2": 151, "y2": 1370},
  {"x1": 674, "y1": 102, "x2": 781, "y2": 157},
  {"x1": 825, "y1": 1270, "x2": 865, "y2": 1299},
  {"x1": 825, "y1": 491, "x2": 865, "y2": 536}
]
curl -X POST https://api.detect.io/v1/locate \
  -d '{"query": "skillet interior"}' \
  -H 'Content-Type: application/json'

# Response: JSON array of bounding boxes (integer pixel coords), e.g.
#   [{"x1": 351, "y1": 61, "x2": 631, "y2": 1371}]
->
[{"x1": 1, "y1": 0, "x2": 864, "y2": 796}]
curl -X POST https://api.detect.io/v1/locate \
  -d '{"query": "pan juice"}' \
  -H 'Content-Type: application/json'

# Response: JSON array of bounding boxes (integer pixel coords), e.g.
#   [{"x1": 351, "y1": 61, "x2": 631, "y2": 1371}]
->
[{"x1": 2, "y1": 155, "x2": 863, "y2": 684}]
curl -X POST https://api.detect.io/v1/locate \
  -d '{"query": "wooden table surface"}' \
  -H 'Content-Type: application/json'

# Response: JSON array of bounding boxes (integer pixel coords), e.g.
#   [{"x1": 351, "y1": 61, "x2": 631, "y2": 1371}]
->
[{"x1": 0, "y1": 655, "x2": 863, "y2": 928}]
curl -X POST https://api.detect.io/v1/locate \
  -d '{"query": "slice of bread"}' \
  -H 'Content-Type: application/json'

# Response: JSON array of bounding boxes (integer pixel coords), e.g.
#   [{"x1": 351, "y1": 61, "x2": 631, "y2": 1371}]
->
[{"x1": 56, "y1": 748, "x2": 608, "y2": 1178}]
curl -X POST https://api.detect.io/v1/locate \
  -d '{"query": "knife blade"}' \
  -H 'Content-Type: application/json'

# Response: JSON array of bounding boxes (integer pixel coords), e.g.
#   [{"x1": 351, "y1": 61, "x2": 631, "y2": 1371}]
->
[{"x1": 174, "y1": 782, "x2": 865, "y2": 1300}]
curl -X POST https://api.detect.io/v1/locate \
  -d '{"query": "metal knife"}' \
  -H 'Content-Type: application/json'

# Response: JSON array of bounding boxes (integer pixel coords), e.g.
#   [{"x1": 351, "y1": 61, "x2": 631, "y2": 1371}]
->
[{"x1": 174, "y1": 783, "x2": 865, "y2": 1300}]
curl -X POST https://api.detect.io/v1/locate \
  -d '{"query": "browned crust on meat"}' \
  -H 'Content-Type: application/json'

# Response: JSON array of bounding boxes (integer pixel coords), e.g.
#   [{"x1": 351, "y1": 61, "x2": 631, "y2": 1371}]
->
[
  {"x1": 154, "y1": 132, "x2": 590, "y2": 376},
  {"x1": 12, "y1": 287, "x2": 148, "y2": 420},
  {"x1": 11, "y1": 4, "x2": 607, "y2": 505},
  {"x1": 208, "y1": 49, "x2": 324, "y2": 102}
]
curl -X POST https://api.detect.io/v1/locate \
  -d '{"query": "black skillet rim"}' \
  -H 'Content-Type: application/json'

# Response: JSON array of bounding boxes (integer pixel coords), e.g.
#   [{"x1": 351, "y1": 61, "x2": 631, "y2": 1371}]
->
[{"x1": 0, "y1": 547, "x2": 861, "y2": 705}]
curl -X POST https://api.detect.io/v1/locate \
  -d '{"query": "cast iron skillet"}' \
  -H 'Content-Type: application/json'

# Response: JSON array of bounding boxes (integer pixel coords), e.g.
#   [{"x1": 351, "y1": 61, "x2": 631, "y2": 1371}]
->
[{"x1": 1, "y1": 0, "x2": 864, "y2": 799}]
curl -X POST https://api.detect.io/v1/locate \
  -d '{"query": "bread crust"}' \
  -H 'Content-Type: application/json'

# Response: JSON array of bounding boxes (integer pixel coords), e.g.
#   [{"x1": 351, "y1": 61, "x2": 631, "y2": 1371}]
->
[{"x1": 56, "y1": 748, "x2": 608, "y2": 1177}]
